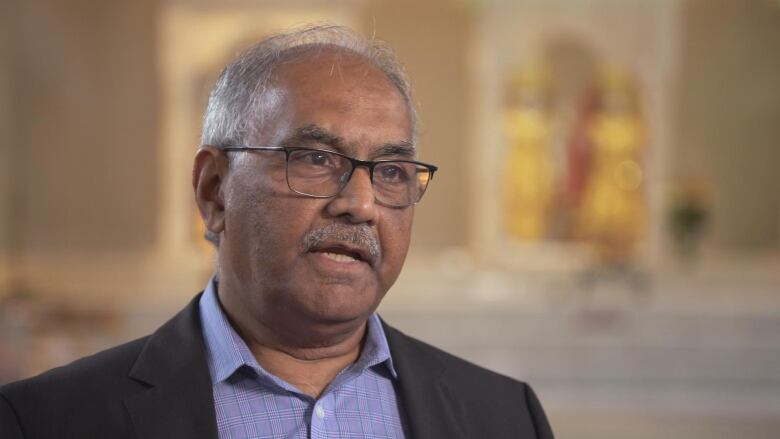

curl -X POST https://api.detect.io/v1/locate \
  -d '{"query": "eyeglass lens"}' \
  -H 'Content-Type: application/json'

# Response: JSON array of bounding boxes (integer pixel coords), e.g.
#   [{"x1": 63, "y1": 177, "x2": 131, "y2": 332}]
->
[{"x1": 285, "y1": 149, "x2": 431, "y2": 206}]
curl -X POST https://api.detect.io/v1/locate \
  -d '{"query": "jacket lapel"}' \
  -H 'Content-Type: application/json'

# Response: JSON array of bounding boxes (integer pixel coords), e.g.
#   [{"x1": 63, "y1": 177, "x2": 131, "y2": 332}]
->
[
  {"x1": 123, "y1": 294, "x2": 218, "y2": 439},
  {"x1": 383, "y1": 322, "x2": 467, "y2": 439}
]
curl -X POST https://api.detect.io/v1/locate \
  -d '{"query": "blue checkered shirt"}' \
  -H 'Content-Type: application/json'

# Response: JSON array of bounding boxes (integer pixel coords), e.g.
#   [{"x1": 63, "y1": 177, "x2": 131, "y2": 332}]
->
[{"x1": 199, "y1": 279, "x2": 408, "y2": 438}]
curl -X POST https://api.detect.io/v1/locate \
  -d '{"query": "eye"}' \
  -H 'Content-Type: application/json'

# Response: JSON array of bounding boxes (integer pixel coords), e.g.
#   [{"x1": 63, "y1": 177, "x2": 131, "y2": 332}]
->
[
  {"x1": 377, "y1": 163, "x2": 410, "y2": 183},
  {"x1": 292, "y1": 150, "x2": 338, "y2": 168},
  {"x1": 305, "y1": 151, "x2": 330, "y2": 165}
]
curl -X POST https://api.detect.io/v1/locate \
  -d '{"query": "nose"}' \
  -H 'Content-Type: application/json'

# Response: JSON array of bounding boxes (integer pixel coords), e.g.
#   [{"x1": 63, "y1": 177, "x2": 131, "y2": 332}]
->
[{"x1": 325, "y1": 166, "x2": 378, "y2": 224}]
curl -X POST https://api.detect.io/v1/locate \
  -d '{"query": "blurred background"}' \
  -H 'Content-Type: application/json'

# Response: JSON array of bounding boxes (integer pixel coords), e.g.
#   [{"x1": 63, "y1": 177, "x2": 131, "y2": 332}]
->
[{"x1": 1, "y1": 0, "x2": 779, "y2": 437}]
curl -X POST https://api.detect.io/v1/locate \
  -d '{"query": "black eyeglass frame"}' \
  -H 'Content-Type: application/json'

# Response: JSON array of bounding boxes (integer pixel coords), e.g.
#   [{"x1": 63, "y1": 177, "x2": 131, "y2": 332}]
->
[{"x1": 220, "y1": 145, "x2": 438, "y2": 207}]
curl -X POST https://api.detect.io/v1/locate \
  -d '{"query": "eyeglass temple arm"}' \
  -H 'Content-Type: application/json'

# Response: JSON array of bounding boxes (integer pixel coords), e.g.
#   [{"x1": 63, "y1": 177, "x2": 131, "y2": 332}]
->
[{"x1": 220, "y1": 146, "x2": 284, "y2": 152}]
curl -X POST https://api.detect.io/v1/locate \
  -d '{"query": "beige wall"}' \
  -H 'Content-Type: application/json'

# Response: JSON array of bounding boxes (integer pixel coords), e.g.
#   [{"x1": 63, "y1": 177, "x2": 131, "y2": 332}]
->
[
  {"x1": 8, "y1": 0, "x2": 159, "y2": 252},
  {"x1": 676, "y1": 0, "x2": 780, "y2": 250},
  {"x1": 0, "y1": 0, "x2": 15, "y2": 251}
]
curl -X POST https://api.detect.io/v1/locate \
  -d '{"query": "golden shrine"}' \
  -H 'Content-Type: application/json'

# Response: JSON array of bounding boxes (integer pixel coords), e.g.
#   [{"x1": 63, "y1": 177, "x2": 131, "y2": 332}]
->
[{"x1": 502, "y1": 63, "x2": 646, "y2": 262}]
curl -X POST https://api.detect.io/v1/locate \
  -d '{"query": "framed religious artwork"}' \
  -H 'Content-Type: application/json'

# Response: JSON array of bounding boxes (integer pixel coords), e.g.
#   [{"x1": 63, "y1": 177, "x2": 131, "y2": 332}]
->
[{"x1": 468, "y1": 1, "x2": 679, "y2": 272}]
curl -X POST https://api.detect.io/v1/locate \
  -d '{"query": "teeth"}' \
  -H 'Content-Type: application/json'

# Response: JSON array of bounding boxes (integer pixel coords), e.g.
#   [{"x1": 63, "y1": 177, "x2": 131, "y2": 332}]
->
[{"x1": 321, "y1": 252, "x2": 358, "y2": 262}]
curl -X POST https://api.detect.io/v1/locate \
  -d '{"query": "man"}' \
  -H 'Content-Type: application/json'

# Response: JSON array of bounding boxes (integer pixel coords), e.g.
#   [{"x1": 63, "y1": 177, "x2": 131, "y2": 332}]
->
[{"x1": 0, "y1": 25, "x2": 553, "y2": 438}]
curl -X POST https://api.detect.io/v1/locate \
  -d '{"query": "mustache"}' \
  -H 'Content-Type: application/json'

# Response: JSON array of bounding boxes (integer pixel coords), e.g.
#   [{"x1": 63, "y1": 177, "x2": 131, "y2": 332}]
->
[{"x1": 302, "y1": 223, "x2": 381, "y2": 262}]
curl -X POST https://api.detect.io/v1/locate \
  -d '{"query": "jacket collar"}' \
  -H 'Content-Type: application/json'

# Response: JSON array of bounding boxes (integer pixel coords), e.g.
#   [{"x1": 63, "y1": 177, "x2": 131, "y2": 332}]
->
[
  {"x1": 382, "y1": 321, "x2": 467, "y2": 439},
  {"x1": 124, "y1": 293, "x2": 218, "y2": 439}
]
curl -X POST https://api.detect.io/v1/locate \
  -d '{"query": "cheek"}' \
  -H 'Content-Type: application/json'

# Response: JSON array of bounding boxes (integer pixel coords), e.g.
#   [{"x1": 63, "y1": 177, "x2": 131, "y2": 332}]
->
[
  {"x1": 227, "y1": 185, "x2": 324, "y2": 271},
  {"x1": 379, "y1": 210, "x2": 414, "y2": 274},
  {"x1": 224, "y1": 174, "x2": 288, "y2": 263}
]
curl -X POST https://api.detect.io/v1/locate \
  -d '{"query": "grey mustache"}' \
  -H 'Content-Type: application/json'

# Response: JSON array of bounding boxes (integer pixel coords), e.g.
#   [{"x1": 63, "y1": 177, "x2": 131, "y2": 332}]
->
[{"x1": 302, "y1": 223, "x2": 380, "y2": 262}]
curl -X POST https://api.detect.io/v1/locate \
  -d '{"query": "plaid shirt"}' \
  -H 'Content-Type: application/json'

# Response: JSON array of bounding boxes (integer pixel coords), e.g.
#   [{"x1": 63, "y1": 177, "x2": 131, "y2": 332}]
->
[{"x1": 199, "y1": 279, "x2": 408, "y2": 438}]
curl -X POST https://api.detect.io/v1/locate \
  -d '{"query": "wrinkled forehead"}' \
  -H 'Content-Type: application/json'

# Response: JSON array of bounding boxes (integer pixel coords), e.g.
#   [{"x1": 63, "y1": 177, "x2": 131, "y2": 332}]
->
[{"x1": 257, "y1": 47, "x2": 414, "y2": 154}]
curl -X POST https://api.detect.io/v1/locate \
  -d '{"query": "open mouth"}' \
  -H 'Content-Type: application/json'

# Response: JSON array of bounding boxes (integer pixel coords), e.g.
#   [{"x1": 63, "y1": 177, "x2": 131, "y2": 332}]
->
[
  {"x1": 310, "y1": 244, "x2": 369, "y2": 265},
  {"x1": 320, "y1": 251, "x2": 361, "y2": 263}
]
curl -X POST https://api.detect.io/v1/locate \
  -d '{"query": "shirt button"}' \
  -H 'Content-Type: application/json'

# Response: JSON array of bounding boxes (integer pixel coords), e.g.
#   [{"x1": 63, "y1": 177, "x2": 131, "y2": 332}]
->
[{"x1": 315, "y1": 403, "x2": 325, "y2": 419}]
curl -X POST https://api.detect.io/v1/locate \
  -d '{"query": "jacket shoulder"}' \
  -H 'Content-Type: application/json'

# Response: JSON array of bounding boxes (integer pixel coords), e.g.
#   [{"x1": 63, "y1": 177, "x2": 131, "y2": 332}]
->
[
  {"x1": 2, "y1": 335, "x2": 149, "y2": 397},
  {"x1": 0, "y1": 336, "x2": 150, "y2": 438},
  {"x1": 385, "y1": 322, "x2": 523, "y2": 386},
  {"x1": 383, "y1": 321, "x2": 555, "y2": 438},
  {"x1": 0, "y1": 294, "x2": 208, "y2": 438}
]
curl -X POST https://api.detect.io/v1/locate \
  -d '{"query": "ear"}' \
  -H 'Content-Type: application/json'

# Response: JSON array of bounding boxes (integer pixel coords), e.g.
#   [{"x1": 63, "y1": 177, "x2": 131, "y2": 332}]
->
[{"x1": 193, "y1": 147, "x2": 229, "y2": 239}]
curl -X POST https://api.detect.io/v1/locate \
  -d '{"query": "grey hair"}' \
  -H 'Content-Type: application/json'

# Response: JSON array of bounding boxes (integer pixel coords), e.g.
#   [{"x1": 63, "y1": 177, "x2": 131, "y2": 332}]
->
[
  {"x1": 200, "y1": 23, "x2": 416, "y2": 150},
  {"x1": 199, "y1": 24, "x2": 416, "y2": 247}
]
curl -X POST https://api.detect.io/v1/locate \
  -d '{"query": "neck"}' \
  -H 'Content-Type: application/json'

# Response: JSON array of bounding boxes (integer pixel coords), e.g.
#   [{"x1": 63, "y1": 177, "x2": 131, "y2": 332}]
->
[
  {"x1": 247, "y1": 324, "x2": 366, "y2": 398},
  {"x1": 216, "y1": 285, "x2": 368, "y2": 398}
]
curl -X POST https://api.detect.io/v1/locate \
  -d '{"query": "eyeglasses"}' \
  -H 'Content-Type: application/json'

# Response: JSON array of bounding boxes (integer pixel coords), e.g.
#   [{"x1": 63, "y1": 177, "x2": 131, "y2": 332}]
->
[{"x1": 221, "y1": 146, "x2": 438, "y2": 207}]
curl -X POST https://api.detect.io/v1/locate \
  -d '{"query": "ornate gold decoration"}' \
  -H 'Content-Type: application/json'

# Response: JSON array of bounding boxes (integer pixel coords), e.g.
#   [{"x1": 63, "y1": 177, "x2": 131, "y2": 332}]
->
[
  {"x1": 502, "y1": 64, "x2": 555, "y2": 241},
  {"x1": 575, "y1": 65, "x2": 646, "y2": 261}
]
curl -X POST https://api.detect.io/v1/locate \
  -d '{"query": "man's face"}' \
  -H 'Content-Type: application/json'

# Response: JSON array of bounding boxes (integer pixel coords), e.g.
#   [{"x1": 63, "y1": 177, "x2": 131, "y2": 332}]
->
[{"x1": 217, "y1": 49, "x2": 414, "y2": 340}]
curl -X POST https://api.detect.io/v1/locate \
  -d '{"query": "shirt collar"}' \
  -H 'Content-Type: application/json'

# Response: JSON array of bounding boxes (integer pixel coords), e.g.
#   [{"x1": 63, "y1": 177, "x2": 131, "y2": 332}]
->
[{"x1": 199, "y1": 277, "x2": 398, "y2": 385}]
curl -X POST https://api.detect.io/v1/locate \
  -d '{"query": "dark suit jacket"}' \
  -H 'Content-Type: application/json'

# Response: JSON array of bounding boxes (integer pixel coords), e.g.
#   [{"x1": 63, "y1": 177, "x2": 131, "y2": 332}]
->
[{"x1": 1, "y1": 294, "x2": 553, "y2": 438}]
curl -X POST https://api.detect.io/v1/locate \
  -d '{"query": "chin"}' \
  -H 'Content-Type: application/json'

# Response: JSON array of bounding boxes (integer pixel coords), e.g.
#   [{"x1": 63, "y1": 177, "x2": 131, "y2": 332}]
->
[{"x1": 300, "y1": 287, "x2": 382, "y2": 324}]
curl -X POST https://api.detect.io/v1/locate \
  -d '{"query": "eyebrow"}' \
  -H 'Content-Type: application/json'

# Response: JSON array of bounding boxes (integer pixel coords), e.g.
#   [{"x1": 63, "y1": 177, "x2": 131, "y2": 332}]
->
[
  {"x1": 286, "y1": 124, "x2": 347, "y2": 149},
  {"x1": 284, "y1": 124, "x2": 416, "y2": 159},
  {"x1": 371, "y1": 142, "x2": 416, "y2": 159}
]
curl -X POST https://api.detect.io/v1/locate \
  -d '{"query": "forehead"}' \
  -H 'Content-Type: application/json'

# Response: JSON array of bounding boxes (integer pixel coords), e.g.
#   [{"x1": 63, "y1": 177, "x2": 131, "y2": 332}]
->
[
  {"x1": 275, "y1": 46, "x2": 399, "y2": 97},
  {"x1": 265, "y1": 48, "x2": 414, "y2": 156}
]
